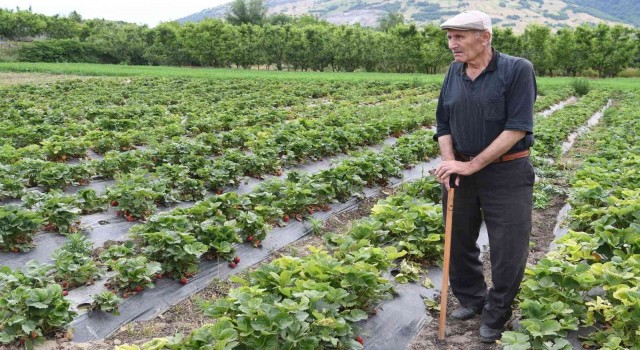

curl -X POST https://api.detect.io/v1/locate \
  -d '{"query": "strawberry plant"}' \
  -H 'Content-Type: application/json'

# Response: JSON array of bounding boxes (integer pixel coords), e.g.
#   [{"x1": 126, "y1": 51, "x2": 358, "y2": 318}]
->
[
  {"x1": 106, "y1": 256, "x2": 162, "y2": 295},
  {"x1": 202, "y1": 246, "x2": 394, "y2": 349},
  {"x1": 94, "y1": 149, "x2": 154, "y2": 179},
  {"x1": 0, "y1": 166, "x2": 24, "y2": 199},
  {"x1": 154, "y1": 164, "x2": 206, "y2": 202},
  {"x1": 90, "y1": 291, "x2": 122, "y2": 315},
  {"x1": 138, "y1": 230, "x2": 207, "y2": 279},
  {"x1": 75, "y1": 188, "x2": 109, "y2": 214},
  {"x1": 371, "y1": 195, "x2": 444, "y2": 261},
  {"x1": 0, "y1": 205, "x2": 43, "y2": 252},
  {"x1": 51, "y1": 233, "x2": 104, "y2": 289},
  {"x1": 98, "y1": 241, "x2": 137, "y2": 265},
  {"x1": 195, "y1": 219, "x2": 242, "y2": 261},
  {"x1": 14, "y1": 158, "x2": 48, "y2": 187},
  {"x1": 0, "y1": 262, "x2": 76, "y2": 349},
  {"x1": 140, "y1": 214, "x2": 194, "y2": 233},
  {"x1": 119, "y1": 317, "x2": 239, "y2": 350},
  {"x1": 234, "y1": 210, "x2": 270, "y2": 244},
  {"x1": 86, "y1": 130, "x2": 136, "y2": 154},
  {"x1": 107, "y1": 170, "x2": 160, "y2": 220},
  {"x1": 314, "y1": 165, "x2": 366, "y2": 203},
  {"x1": 35, "y1": 162, "x2": 73, "y2": 191},
  {"x1": 195, "y1": 157, "x2": 245, "y2": 192},
  {"x1": 41, "y1": 135, "x2": 90, "y2": 161},
  {"x1": 35, "y1": 190, "x2": 82, "y2": 234}
]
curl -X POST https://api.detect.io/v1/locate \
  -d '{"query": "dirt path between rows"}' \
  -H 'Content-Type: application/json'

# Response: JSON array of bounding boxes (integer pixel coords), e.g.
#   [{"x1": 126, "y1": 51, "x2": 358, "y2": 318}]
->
[{"x1": 407, "y1": 195, "x2": 565, "y2": 350}]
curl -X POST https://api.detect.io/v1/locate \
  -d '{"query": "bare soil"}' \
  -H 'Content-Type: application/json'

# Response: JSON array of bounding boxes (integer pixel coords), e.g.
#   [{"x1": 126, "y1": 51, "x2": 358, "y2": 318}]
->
[{"x1": 0, "y1": 72, "x2": 95, "y2": 87}]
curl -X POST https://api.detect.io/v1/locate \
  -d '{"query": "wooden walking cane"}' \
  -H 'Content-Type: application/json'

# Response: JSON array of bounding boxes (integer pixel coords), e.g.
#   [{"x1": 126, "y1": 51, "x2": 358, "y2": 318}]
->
[{"x1": 438, "y1": 174, "x2": 457, "y2": 340}]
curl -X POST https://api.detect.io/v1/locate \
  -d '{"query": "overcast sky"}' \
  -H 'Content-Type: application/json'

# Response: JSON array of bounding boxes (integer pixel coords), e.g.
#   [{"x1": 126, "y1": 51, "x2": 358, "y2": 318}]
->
[{"x1": 0, "y1": 0, "x2": 232, "y2": 26}]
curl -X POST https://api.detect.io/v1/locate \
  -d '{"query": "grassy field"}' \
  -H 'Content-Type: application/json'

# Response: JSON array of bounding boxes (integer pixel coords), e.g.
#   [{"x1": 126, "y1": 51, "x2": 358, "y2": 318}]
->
[
  {"x1": 1, "y1": 62, "x2": 638, "y2": 91},
  {"x1": 0, "y1": 62, "x2": 443, "y2": 84}
]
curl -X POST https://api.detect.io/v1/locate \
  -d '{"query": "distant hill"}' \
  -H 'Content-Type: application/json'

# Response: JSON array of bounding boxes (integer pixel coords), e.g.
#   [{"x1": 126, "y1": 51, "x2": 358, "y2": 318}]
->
[{"x1": 176, "y1": 0, "x2": 639, "y2": 32}]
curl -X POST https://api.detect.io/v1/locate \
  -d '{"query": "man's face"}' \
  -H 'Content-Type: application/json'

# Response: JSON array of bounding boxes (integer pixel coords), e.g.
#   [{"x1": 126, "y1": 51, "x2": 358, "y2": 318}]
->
[{"x1": 446, "y1": 29, "x2": 488, "y2": 63}]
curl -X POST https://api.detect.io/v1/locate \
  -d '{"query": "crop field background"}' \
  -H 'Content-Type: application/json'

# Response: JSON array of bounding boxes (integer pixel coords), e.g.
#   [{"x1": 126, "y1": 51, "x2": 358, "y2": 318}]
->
[{"x1": 0, "y1": 64, "x2": 639, "y2": 350}]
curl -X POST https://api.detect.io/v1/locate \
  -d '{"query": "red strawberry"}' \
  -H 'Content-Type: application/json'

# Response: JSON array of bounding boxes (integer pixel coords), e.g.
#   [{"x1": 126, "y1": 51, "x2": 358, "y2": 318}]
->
[
  {"x1": 283, "y1": 214, "x2": 290, "y2": 222},
  {"x1": 134, "y1": 285, "x2": 143, "y2": 293},
  {"x1": 356, "y1": 336, "x2": 364, "y2": 345},
  {"x1": 115, "y1": 210, "x2": 121, "y2": 216},
  {"x1": 111, "y1": 200, "x2": 118, "y2": 207},
  {"x1": 180, "y1": 277, "x2": 188, "y2": 285},
  {"x1": 215, "y1": 189, "x2": 223, "y2": 195},
  {"x1": 62, "y1": 290, "x2": 69, "y2": 296},
  {"x1": 126, "y1": 215, "x2": 135, "y2": 222},
  {"x1": 247, "y1": 235, "x2": 254, "y2": 242},
  {"x1": 229, "y1": 261, "x2": 236, "y2": 268},
  {"x1": 233, "y1": 256, "x2": 240, "y2": 264}
]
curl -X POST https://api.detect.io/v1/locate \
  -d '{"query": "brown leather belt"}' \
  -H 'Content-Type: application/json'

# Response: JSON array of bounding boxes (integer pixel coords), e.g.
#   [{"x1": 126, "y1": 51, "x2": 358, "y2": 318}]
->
[{"x1": 456, "y1": 149, "x2": 530, "y2": 163}]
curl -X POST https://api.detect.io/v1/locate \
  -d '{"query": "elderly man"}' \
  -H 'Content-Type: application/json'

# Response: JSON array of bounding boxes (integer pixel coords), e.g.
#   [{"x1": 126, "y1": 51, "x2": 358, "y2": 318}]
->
[{"x1": 432, "y1": 10, "x2": 536, "y2": 343}]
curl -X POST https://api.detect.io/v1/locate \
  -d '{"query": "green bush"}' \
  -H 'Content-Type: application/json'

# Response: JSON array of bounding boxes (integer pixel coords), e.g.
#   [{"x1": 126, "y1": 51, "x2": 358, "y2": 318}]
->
[
  {"x1": 571, "y1": 78, "x2": 591, "y2": 97},
  {"x1": 16, "y1": 39, "x2": 116, "y2": 63}
]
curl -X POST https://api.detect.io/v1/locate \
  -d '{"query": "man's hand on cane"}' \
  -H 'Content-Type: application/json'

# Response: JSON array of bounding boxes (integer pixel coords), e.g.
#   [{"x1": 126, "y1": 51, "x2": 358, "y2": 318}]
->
[{"x1": 433, "y1": 160, "x2": 476, "y2": 189}]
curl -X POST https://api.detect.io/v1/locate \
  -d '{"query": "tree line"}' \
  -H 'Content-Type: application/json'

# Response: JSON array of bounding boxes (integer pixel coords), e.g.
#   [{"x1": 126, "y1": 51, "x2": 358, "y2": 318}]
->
[{"x1": 1, "y1": 7, "x2": 638, "y2": 77}]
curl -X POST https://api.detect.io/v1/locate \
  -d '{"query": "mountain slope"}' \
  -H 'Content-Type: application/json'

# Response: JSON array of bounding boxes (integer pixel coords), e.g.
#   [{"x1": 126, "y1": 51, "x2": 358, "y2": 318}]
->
[{"x1": 177, "y1": 0, "x2": 639, "y2": 32}]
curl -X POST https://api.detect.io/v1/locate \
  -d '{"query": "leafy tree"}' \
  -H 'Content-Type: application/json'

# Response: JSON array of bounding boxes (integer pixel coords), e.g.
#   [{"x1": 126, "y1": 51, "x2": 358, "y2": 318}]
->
[
  {"x1": 145, "y1": 22, "x2": 189, "y2": 66},
  {"x1": 378, "y1": 12, "x2": 405, "y2": 32},
  {"x1": 181, "y1": 19, "x2": 233, "y2": 67},
  {"x1": 521, "y1": 24, "x2": 553, "y2": 76},
  {"x1": 0, "y1": 8, "x2": 47, "y2": 40},
  {"x1": 230, "y1": 24, "x2": 262, "y2": 68},
  {"x1": 90, "y1": 23, "x2": 149, "y2": 65},
  {"x1": 420, "y1": 24, "x2": 451, "y2": 74},
  {"x1": 551, "y1": 27, "x2": 582, "y2": 76},
  {"x1": 226, "y1": 0, "x2": 267, "y2": 26},
  {"x1": 331, "y1": 25, "x2": 366, "y2": 72},
  {"x1": 492, "y1": 27, "x2": 521, "y2": 56},
  {"x1": 386, "y1": 24, "x2": 424, "y2": 73},
  {"x1": 267, "y1": 13, "x2": 292, "y2": 25},
  {"x1": 44, "y1": 14, "x2": 82, "y2": 39},
  {"x1": 260, "y1": 24, "x2": 291, "y2": 70},
  {"x1": 587, "y1": 24, "x2": 637, "y2": 77}
]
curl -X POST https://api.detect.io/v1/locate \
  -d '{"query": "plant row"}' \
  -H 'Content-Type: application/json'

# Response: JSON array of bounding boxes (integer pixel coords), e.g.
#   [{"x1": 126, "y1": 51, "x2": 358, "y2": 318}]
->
[
  {"x1": 0, "y1": 78, "x2": 440, "y2": 148},
  {"x1": 534, "y1": 86, "x2": 575, "y2": 114},
  {"x1": 1, "y1": 91, "x2": 437, "y2": 204},
  {"x1": 0, "y1": 98, "x2": 436, "y2": 238},
  {"x1": 532, "y1": 89, "x2": 611, "y2": 160},
  {"x1": 502, "y1": 91, "x2": 640, "y2": 350}
]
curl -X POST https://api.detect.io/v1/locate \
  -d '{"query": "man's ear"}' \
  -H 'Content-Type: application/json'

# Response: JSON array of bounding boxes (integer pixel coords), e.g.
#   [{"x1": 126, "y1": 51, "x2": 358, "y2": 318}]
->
[{"x1": 483, "y1": 31, "x2": 492, "y2": 46}]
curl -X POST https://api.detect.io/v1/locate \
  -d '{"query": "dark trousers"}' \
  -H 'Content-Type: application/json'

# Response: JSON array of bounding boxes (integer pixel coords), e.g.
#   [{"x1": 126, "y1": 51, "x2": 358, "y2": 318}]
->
[{"x1": 441, "y1": 157, "x2": 534, "y2": 328}]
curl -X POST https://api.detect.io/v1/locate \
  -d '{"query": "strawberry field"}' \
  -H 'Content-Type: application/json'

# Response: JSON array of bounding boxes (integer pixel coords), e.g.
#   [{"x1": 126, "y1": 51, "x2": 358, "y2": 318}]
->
[{"x1": 0, "y1": 69, "x2": 637, "y2": 350}]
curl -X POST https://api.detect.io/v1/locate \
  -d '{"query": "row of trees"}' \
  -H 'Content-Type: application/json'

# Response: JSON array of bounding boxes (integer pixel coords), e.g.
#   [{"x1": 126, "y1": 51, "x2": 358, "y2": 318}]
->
[{"x1": 1, "y1": 7, "x2": 639, "y2": 76}]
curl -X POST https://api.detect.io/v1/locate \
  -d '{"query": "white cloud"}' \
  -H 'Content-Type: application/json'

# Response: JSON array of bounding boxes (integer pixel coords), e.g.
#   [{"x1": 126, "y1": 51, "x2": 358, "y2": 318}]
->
[{"x1": 0, "y1": 0, "x2": 232, "y2": 26}]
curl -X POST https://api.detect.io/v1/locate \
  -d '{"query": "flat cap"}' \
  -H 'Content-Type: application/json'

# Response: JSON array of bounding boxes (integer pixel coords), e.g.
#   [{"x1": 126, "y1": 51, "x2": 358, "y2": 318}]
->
[{"x1": 440, "y1": 10, "x2": 492, "y2": 33}]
